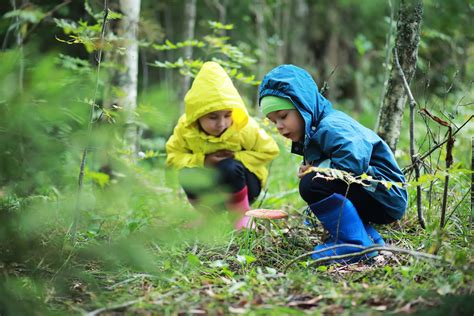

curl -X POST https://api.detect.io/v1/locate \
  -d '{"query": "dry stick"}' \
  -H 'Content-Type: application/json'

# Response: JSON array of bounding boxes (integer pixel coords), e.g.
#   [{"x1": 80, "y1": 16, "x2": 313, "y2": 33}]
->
[
  {"x1": 283, "y1": 243, "x2": 444, "y2": 273},
  {"x1": 320, "y1": 65, "x2": 338, "y2": 96},
  {"x1": 71, "y1": 1, "x2": 109, "y2": 243},
  {"x1": 394, "y1": 49, "x2": 425, "y2": 228},
  {"x1": 440, "y1": 132, "x2": 453, "y2": 228},
  {"x1": 445, "y1": 188, "x2": 470, "y2": 225},
  {"x1": 403, "y1": 115, "x2": 473, "y2": 173},
  {"x1": 418, "y1": 108, "x2": 455, "y2": 228},
  {"x1": 86, "y1": 298, "x2": 142, "y2": 316}
]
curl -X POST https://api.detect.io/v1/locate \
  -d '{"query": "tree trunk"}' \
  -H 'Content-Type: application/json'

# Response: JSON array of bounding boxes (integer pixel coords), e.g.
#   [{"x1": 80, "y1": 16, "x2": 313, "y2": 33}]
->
[
  {"x1": 289, "y1": 0, "x2": 308, "y2": 65},
  {"x1": 213, "y1": 0, "x2": 228, "y2": 34},
  {"x1": 376, "y1": 0, "x2": 423, "y2": 152},
  {"x1": 323, "y1": 2, "x2": 342, "y2": 99},
  {"x1": 278, "y1": 0, "x2": 291, "y2": 63},
  {"x1": 164, "y1": 3, "x2": 174, "y2": 98},
  {"x1": 254, "y1": 0, "x2": 268, "y2": 81},
  {"x1": 104, "y1": 0, "x2": 141, "y2": 155},
  {"x1": 119, "y1": 0, "x2": 141, "y2": 155},
  {"x1": 180, "y1": 0, "x2": 197, "y2": 113}
]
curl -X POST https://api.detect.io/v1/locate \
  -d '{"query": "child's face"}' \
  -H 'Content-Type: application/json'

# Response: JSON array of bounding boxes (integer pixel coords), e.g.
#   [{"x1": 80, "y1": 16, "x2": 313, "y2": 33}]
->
[
  {"x1": 198, "y1": 110, "x2": 233, "y2": 137},
  {"x1": 266, "y1": 109, "x2": 305, "y2": 142}
]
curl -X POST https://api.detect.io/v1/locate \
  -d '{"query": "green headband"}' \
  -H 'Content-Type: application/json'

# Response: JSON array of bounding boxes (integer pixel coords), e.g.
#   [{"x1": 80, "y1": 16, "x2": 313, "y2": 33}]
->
[{"x1": 260, "y1": 96, "x2": 295, "y2": 116}]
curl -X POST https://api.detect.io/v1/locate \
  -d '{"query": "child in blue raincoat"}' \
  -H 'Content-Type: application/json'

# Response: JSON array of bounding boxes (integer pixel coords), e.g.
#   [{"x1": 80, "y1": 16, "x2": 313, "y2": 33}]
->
[{"x1": 258, "y1": 64, "x2": 408, "y2": 263}]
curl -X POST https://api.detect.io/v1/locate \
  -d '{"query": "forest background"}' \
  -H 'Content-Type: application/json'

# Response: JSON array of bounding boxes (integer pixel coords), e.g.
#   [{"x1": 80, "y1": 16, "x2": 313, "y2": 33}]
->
[{"x1": 0, "y1": 0, "x2": 473, "y2": 314}]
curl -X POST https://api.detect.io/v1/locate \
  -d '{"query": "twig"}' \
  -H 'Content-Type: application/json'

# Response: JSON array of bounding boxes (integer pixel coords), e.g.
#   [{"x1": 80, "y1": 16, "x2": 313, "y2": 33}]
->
[
  {"x1": 283, "y1": 243, "x2": 444, "y2": 273},
  {"x1": 23, "y1": 0, "x2": 72, "y2": 42},
  {"x1": 86, "y1": 298, "x2": 142, "y2": 316},
  {"x1": 320, "y1": 65, "x2": 338, "y2": 96},
  {"x1": 394, "y1": 49, "x2": 425, "y2": 228},
  {"x1": 416, "y1": 108, "x2": 455, "y2": 228},
  {"x1": 403, "y1": 115, "x2": 473, "y2": 173},
  {"x1": 106, "y1": 273, "x2": 159, "y2": 290},
  {"x1": 445, "y1": 188, "x2": 470, "y2": 225},
  {"x1": 440, "y1": 128, "x2": 454, "y2": 228}
]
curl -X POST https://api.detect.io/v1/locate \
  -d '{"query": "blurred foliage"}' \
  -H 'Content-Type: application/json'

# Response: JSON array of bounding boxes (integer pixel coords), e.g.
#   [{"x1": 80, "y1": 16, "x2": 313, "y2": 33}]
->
[
  {"x1": 0, "y1": 49, "x2": 234, "y2": 314},
  {"x1": 150, "y1": 21, "x2": 259, "y2": 85}
]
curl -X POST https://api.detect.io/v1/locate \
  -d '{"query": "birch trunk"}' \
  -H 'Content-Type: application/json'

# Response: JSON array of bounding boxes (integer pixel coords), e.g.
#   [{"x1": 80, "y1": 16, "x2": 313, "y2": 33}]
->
[
  {"x1": 254, "y1": 0, "x2": 268, "y2": 81},
  {"x1": 119, "y1": 0, "x2": 140, "y2": 154},
  {"x1": 180, "y1": 0, "x2": 197, "y2": 113},
  {"x1": 105, "y1": 0, "x2": 141, "y2": 155},
  {"x1": 376, "y1": 0, "x2": 423, "y2": 152}
]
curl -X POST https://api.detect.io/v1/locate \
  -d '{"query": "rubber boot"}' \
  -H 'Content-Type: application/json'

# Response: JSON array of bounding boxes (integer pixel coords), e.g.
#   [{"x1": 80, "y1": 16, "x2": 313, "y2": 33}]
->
[
  {"x1": 309, "y1": 193, "x2": 376, "y2": 263},
  {"x1": 364, "y1": 223, "x2": 385, "y2": 246},
  {"x1": 227, "y1": 186, "x2": 254, "y2": 230}
]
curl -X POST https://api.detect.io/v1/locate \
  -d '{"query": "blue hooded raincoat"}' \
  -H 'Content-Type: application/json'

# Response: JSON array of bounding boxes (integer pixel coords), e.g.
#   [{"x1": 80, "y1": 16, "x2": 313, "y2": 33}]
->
[{"x1": 258, "y1": 65, "x2": 407, "y2": 219}]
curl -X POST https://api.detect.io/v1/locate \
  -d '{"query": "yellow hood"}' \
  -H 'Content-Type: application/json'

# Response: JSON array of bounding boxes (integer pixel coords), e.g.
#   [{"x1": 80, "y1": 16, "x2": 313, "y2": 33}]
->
[{"x1": 184, "y1": 62, "x2": 248, "y2": 129}]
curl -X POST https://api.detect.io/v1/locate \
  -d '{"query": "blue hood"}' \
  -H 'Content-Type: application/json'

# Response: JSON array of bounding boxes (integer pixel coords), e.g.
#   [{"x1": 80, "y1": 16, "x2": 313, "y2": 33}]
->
[{"x1": 258, "y1": 64, "x2": 332, "y2": 144}]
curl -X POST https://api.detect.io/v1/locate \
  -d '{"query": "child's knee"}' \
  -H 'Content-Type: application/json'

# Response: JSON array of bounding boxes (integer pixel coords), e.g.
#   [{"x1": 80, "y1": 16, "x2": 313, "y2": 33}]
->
[
  {"x1": 215, "y1": 159, "x2": 246, "y2": 184},
  {"x1": 216, "y1": 158, "x2": 244, "y2": 175},
  {"x1": 299, "y1": 172, "x2": 316, "y2": 203}
]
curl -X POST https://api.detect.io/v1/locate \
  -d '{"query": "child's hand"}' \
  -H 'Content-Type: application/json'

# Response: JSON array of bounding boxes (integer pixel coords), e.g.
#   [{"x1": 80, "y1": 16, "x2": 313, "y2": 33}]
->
[
  {"x1": 205, "y1": 150, "x2": 234, "y2": 166},
  {"x1": 297, "y1": 164, "x2": 313, "y2": 178}
]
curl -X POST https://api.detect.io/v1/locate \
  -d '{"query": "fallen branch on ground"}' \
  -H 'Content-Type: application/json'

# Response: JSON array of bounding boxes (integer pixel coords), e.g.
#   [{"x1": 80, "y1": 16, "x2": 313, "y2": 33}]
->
[{"x1": 283, "y1": 243, "x2": 446, "y2": 273}]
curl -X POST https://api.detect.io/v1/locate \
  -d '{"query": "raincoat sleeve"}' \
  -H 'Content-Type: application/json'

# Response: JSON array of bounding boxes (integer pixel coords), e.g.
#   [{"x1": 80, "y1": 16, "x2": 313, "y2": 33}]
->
[
  {"x1": 317, "y1": 121, "x2": 372, "y2": 176},
  {"x1": 165, "y1": 123, "x2": 205, "y2": 169},
  {"x1": 234, "y1": 118, "x2": 279, "y2": 167}
]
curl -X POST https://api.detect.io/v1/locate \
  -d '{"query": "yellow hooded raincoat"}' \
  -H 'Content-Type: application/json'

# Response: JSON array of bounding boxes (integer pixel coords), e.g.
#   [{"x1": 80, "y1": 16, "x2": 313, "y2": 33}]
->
[{"x1": 166, "y1": 62, "x2": 279, "y2": 185}]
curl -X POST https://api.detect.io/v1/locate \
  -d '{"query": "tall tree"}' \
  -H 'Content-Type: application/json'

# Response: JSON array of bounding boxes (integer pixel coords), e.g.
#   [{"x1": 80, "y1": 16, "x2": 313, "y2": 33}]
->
[
  {"x1": 180, "y1": 0, "x2": 196, "y2": 113},
  {"x1": 277, "y1": 0, "x2": 291, "y2": 64},
  {"x1": 376, "y1": 0, "x2": 423, "y2": 152},
  {"x1": 254, "y1": 0, "x2": 268, "y2": 80},
  {"x1": 106, "y1": 0, "x2": 141, "y2": 154},
  {"x1": 289, "y1": 0, "x2": 309, "y2": 65}
]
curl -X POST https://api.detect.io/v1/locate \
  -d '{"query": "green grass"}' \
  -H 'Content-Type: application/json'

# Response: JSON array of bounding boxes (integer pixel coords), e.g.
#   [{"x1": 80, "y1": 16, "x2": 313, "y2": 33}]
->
[{"x1": 5, "y1": 131, "x2": 471, "y2": 315}]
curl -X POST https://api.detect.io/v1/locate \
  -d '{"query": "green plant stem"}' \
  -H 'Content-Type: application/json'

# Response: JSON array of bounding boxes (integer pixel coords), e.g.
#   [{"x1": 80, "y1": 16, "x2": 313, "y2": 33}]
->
[{"x1": 72, "y1": 1, "x2": 109, "y2": 243}]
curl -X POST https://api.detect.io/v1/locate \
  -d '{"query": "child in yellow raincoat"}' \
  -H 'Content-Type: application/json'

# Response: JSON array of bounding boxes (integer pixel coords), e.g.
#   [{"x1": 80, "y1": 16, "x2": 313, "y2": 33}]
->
[{"x1": 166, "y1": 62, "x2": 279, "y2": 229}]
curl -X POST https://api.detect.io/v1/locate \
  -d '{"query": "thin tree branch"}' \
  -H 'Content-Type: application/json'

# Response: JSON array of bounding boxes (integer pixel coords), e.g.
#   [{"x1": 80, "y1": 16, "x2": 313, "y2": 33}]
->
[
  {"x1": 320, "y1": 65, "x2": 338, "y2": 96},
  {"x1": 86, "y1": 298, "x2": 142, "y2": 316},
  {"x1": 445, "y1": 188, "x2": 470, "y2": 225},
  {"x1": 23, "y1": 0, "x2": 72, "y2": 42},
  {"x1": 283, "y1": 243, "x2": 445, "y2": 273},
  {"x1": 403, "y1": 115, "x2": 473, "y2": 173},
  {"x1": 394, "y1": 49, "x2": 425, "y2": 229},
  {"x1": 414, "y1": 108, "x2": 455, "y2": 228}
]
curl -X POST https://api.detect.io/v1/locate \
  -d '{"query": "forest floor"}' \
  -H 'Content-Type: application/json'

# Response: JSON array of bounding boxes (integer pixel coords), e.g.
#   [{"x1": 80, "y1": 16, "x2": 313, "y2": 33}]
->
[{"x1": 67, "y1": 217, "x2": 473, "y2": 315}]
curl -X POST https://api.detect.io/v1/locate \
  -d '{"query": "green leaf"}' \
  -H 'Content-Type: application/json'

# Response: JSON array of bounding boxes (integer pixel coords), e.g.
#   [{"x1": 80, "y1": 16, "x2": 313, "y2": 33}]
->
[
  {"x1": 3, "y1": 8, "x2": 45, "y2": 24},
  {"x1": 85, "y1": 169, "x2": 110, "y2": 188},
  {"x1": 187, "y1": 253, "x2": 201, "y2": 267}
]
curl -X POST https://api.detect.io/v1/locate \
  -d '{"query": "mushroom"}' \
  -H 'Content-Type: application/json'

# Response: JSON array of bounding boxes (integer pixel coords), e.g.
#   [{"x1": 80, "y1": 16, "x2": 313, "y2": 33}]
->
[
  {"x1": 245, "y1": 209, "x2": 288, "y2": 220},
  {"x1": 245, "y1": 209, "x2": 288, "y2": 233}
]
